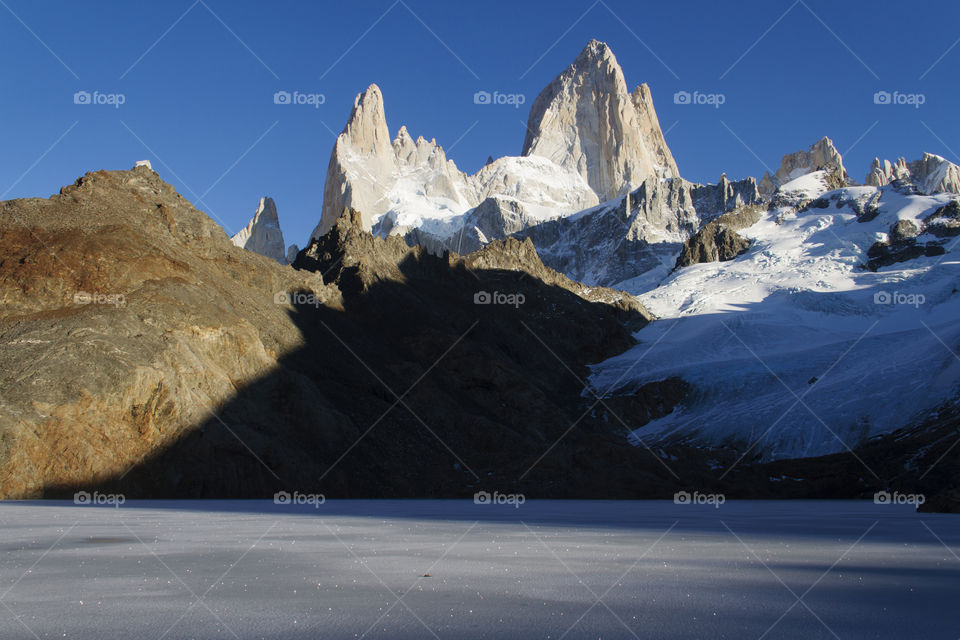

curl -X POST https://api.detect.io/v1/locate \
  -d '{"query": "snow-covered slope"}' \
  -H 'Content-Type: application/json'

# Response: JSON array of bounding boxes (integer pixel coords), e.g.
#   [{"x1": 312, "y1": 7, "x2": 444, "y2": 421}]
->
[
  {"x1": 372, "y1": 153, "x2": 599, "y2": 250},
  {"x1": 589, "y1": 173, "x2": 960, "y2": 460},
  {"x1": 515, "y1": 174, "x2": 762, "y2": 287}
]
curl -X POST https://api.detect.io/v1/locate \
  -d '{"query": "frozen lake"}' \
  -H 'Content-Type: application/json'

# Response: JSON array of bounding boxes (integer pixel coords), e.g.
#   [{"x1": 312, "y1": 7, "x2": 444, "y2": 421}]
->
[{"x1": 0, "y1": 500, "x2": 957, "y2": 639}]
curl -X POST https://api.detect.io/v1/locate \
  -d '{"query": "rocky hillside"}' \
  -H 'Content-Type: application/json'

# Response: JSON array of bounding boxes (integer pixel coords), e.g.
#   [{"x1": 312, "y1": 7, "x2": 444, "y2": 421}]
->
[{"x1": 0, "y1": 167, "x2": 686, "y2": 499}]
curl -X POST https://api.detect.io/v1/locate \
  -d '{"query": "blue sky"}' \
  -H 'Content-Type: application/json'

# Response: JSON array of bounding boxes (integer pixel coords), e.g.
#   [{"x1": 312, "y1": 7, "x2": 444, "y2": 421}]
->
[{"x1": 2, "y1": 0, "x2": 958, "y2": 247}]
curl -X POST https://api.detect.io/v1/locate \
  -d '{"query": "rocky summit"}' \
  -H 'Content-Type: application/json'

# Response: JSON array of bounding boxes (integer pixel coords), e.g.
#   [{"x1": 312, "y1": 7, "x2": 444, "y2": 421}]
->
[
  {"x1": 231, "y1": 196, "x2": 287, "y2": 263},
  {"x1": 521, "y1": 39, "x2": 679, "y2": 201}
]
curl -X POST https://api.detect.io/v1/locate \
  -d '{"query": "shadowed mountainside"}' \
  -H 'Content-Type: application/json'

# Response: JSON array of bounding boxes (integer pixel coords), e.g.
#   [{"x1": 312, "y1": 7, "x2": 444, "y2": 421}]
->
[{"x1": 0, "y1": 167, "x2": 688, "y2": 498}]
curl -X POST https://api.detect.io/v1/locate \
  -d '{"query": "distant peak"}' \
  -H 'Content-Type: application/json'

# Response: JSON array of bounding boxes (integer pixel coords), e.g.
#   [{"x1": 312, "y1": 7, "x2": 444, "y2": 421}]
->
[
  {"x1": 231, "y1": 196, "x2": 285, "y2": 263},
  {"x1": 771, "y1": 136, "x2": 847, "y2": 188},
  {"x1": 812, "y1": 136, "x2": 837, "y2": 151},
  {"x1": 358, "y1": 83, "x2": 383, "y2": 105},
  {"x1": 256, "y1": 196, "x2": 278, "y2": 220},
  {"x1": 340, "y1": 83, "x2": 391, "y2": 157},
  {"x1": 569, "y1": 40, "x2": 620, "y2": 76},
  {"x1": 577, "y1": 39, "x2": 612, "y2": 60},
  {"x1": 522, "y1": 38, "x2": 677, "y2": 200}
]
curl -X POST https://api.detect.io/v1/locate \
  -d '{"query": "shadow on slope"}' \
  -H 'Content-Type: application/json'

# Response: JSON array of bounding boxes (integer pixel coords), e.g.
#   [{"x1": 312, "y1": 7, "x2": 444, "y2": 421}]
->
[{"x1": 45, "y1": 231, "x2": 679, "y2": 499}]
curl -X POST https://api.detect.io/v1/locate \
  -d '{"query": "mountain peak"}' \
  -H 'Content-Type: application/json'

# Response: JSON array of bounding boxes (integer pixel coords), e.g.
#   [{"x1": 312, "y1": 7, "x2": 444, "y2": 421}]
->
[
  {"x1": 341, "y1": 83, "x2": 391, "y2": 157},
  {"x1": 865, "y1": 151, "x2": 960, "y2": 194},
  {"x1": 231, "y1": 196, "x2": 287, "y2": 263},
  {"x1": 522, "y1": 40, "x2": 678, "y2": 201},
  {"x1": 574, "y1": 39, "x2": 615, "y2": 65},
  {"x1": 316, "y1": 85, "x2": 396, "y2": 237},
  {"x1": 773, "y1": 136, "x2": 847, "y2": 187}
]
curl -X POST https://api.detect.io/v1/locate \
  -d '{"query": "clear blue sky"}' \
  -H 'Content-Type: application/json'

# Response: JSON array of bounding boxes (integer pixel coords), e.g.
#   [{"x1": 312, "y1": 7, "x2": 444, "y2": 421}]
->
[{"x1": 2, "y1": 0, "x2": 958, "y2": 248}]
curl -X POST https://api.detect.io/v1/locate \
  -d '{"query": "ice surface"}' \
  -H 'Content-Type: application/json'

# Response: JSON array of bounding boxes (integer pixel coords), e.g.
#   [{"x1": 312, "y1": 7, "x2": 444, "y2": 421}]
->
[{"x1": 1, "y1": 500, "x2": 958, "y2": 639}]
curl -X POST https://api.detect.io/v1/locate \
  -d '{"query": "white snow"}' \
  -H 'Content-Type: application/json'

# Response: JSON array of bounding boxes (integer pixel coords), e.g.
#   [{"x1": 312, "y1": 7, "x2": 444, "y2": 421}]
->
[
  {"x1": 590, "y1": 182, "x2": 960, "y2": 459},
  {"x1": 1, "y1": 500, "x2": 956, "y2": 639},
  {"x1": 369, "y1": 154, "x2": 599, "y2": 243}
]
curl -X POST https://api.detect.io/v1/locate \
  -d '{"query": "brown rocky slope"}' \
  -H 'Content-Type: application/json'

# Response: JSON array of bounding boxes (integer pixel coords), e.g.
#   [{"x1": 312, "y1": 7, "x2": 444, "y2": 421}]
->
[{"x1": 1, "y1": 166, "x2": 682, "y2": 498}]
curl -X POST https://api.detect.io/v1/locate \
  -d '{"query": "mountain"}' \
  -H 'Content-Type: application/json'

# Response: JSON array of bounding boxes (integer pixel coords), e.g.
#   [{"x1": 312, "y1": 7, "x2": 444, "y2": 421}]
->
[
  {"x1": 769, "y1": 136, "x2": 849, "y2": 190},
  {"x1": 865, "y1": 153, "x2": 960, "y2": 195},
  {"x1": 0, "y1": 166, "x2": 348, "y2": 497},
  {"x1": 0, "y1": 166, "x2": 690, "y2": 499},
  {"x1": 311, "y1": 39, "x2": 743, "y2": 290},
  {"x1": 313, "y1": 85, "x2": 475, "y2": 239},
  {"x1": 521, "y1": 39, "x2": 679, "y2": 201},
  {"x1": 312, "y1": 82, "x2": 599, "y2": 245},
  {"x1": 512, "y1": 174, "x2": 762, "y2": 288},
  {"x1": 230, "y1": 196, "x2": 287, "y2": 263},
  {"x1": 5, "y1": 38, "x2": 960, "y2": 507},
  {"x1": 590, "y1": 165, "x2": 960, "y2": 461}
]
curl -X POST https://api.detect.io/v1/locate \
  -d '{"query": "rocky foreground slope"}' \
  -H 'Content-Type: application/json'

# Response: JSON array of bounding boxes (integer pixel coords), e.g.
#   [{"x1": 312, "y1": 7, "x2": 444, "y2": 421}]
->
[{"x1": 1, "y1": 166, "x2": 699, "y2": 499}]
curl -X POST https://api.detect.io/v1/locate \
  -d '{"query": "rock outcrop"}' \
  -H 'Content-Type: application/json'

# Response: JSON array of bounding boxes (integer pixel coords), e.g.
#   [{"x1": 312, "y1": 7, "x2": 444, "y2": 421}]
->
[
  {"x1": 314, "y1": 85, "x2": 475, "y2": 237},
  {"x1": 865, "y1": 153, "x2": 960, "y2": 195},
  {"x1": 758, "y1": 171, "x2": 775, "y2": 197},
  {"x1": 512, "y1": 175, "x2": 762, "y2": 286},
  {"x1": 865, "y1": 216, "x2": 948, "y2": 271},
  {"x1": 674, "y1": 205, "x2": 763, "y2": 269},
  {"x1": 522, "y1": 39, "x2": 678, "y2": 201},
  {"x1": 772, "y1": 136, "x2": 848, "y2": 188},
  {"x1": 230, "y1": 196, "x2": 287, "y2": 263}
]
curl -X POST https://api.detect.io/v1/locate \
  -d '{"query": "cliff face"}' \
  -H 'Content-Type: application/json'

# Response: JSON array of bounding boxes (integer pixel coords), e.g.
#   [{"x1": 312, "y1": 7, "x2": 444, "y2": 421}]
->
[
  {"x1": 314, "y1": 85, "x2": 476, "y2": 239},
  {"x1": 772, "y1": 136, "x2": 848, "y2": 187},
  {"x1": 522, "y1": 39, "x2": 679, "y2": 201},
  {"x1": 231, "y1": 196, "x2": 287, "y2": 263},
  {"x1": 865, "y1": 153, "x2": 960, "y2": 195}
]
